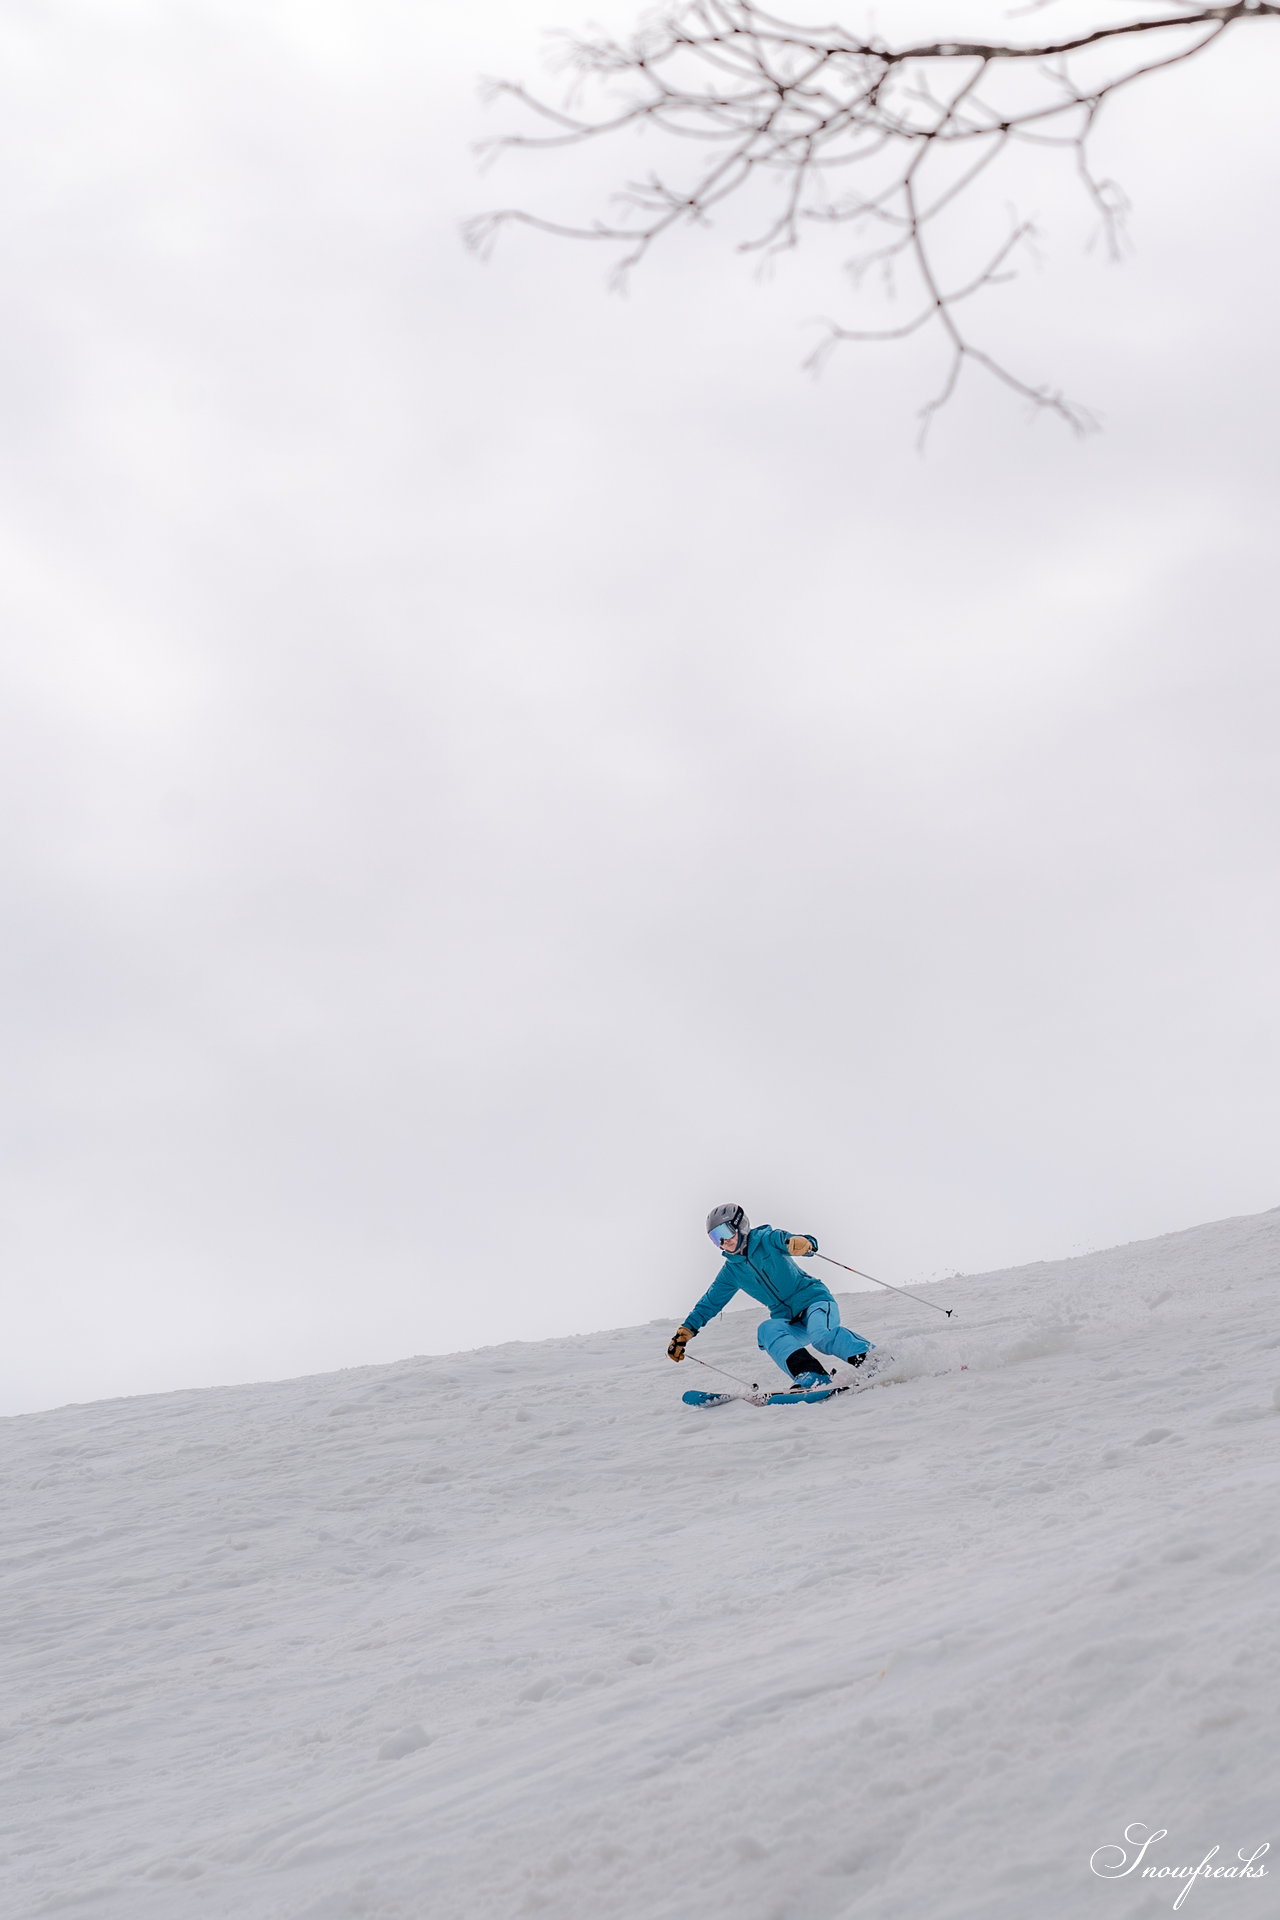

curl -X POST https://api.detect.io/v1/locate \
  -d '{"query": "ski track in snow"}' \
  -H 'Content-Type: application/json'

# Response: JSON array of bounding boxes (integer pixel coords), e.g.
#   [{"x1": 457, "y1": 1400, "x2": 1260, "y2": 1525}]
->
[{"x1": 3, "y1": 1211, "x2": 1279, "y2": 1920}]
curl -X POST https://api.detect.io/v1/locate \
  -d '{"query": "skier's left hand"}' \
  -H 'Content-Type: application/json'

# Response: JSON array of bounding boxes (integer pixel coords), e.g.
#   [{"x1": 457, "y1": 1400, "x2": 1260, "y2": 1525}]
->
[{"x1": 786, "y1": 1236, "x2": 815, "y2": 1257}]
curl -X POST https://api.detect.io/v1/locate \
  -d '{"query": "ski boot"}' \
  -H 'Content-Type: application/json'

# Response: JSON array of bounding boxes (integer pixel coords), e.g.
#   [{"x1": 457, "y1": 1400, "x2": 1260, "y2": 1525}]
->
[{"x1": 785, "y1": 1349, "x2": 830, "y2": 1392}]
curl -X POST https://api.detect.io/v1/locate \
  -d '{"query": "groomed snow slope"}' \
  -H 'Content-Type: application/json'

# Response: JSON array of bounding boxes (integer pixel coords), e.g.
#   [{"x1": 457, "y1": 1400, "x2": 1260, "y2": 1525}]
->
[{"x1": 4, "y1": 1212, "x2": 1279, "y2": 1920}]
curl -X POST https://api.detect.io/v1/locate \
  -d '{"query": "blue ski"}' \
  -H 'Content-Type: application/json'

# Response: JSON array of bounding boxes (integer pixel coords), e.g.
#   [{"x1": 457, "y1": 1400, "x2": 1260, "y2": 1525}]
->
[
  {"x1": 682, "y1": 1386, "x2": 840, "y2": 1407},
  {"x1": 681, "y1": 1353, "x2": 895, "y2": 1408}
]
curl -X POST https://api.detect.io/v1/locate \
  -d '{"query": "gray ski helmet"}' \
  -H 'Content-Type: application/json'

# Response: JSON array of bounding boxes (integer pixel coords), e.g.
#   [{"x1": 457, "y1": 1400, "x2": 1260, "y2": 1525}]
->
[{"x1": 706, "y1": 1202, "x2": 749, "y2": 1240}]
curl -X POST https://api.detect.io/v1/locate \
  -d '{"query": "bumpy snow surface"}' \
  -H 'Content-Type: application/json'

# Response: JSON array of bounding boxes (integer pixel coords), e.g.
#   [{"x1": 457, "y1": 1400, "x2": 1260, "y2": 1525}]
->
[{"x1": 5, "y1": 1213, "x2": 1279, "y2": 1920}]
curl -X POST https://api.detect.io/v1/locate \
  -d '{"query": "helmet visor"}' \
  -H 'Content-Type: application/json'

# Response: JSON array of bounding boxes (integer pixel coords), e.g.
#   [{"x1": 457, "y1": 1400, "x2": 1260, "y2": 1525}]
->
[{"x1": 708, "y1": 1222, "x2": 740, "y2": 1247}]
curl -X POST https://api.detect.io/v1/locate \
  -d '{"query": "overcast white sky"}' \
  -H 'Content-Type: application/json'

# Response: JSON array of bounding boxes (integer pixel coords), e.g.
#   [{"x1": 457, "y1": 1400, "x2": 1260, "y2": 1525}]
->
[{"x1": 2, "y1": 1, "x2": 1277, "y2": 1416}]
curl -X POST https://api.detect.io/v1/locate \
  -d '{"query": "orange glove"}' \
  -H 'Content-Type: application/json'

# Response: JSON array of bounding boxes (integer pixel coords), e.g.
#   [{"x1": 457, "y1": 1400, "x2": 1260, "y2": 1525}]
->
[
  {"x1": 786, "y1": 1236, "x2": 815, "y2": 1257},
  {"x1": 667, "y1": 1325, "x2": 696, "y2": 1362}
]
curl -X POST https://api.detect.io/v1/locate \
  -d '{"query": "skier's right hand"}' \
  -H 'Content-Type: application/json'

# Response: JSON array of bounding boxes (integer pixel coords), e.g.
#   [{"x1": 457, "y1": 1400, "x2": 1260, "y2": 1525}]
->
[{"x1": 668, "y1": 1325, "x2": 696, "y2": 1362}]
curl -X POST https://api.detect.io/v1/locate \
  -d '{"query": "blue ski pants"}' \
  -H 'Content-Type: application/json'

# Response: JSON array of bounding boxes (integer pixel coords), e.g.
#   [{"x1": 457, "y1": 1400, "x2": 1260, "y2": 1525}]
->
[{"x1": 756, "y1": 1298, "x2": 871, "y2": 1376}]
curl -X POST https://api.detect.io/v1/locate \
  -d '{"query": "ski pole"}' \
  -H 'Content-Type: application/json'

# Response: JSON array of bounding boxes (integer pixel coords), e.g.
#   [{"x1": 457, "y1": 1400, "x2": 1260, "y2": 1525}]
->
[
  {"x1": 685, "y1": 1354, "x2": 761, "y2": 1392},
  {"x1": 813, "y1": 1252, "x2": 954, "y2": 1318}
]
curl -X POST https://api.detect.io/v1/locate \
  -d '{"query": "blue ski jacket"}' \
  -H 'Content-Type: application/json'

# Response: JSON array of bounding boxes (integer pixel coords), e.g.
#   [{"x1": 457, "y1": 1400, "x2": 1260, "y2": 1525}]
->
[{"x1": 683, "y1": 1226, "x2": 831, "y2": 1332}]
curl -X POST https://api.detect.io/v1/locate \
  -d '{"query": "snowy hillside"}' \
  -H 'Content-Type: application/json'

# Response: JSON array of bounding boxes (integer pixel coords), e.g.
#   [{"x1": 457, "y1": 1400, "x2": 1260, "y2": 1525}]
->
[{"x1": 4, "y1": 1211, "x2": 1278, "y2": 1920}]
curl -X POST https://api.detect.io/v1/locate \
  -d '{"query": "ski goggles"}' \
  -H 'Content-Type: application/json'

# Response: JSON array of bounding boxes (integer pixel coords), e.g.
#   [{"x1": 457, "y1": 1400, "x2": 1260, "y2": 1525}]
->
[{"x1": 708, "y1": 1222, "x2": 740, "y2": 1247}]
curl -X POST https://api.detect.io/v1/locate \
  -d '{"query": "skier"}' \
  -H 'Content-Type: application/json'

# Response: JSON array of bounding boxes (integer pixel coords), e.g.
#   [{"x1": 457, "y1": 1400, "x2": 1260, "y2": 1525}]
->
[{"x1": 667, "y1": 1204, "x2": 874, "y2": 1389}]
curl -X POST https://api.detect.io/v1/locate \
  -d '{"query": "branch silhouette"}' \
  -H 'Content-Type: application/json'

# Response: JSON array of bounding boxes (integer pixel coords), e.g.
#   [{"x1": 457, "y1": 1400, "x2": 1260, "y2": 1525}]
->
[{"x1": 467, "y1": 1, "x2": 1279, "y2": 434}]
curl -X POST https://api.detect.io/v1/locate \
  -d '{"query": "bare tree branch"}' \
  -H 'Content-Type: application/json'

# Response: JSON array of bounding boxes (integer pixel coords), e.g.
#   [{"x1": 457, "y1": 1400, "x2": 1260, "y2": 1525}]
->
[{"x1": 467, "y1": 1, "x2": 1279, "y2": 429}]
